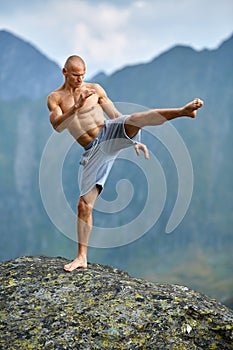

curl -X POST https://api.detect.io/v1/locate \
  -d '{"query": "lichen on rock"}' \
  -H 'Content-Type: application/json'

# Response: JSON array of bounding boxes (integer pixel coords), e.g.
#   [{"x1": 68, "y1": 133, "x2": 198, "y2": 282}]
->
[{"x1": 0, "y1": 256, "x2": 232, "y2": 349}]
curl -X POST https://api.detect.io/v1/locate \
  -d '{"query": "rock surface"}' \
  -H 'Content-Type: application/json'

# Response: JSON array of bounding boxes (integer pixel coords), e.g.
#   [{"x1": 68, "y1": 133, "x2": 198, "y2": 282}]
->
[{"x1": 0, "y1": 256, "x2": 232, "y2": 350}]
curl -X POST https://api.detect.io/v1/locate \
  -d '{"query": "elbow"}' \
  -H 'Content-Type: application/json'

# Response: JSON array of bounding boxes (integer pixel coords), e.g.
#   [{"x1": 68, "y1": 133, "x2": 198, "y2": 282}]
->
[
  {"x1": 50, "y1": 117, "x2": 64, "y2": 133},
  {"x1": 55, "y1": 126, "x2": 63, "y2": 133},
  {"x1": 50, "y1": 121, "x2": 63, "y2": 133},
  {"x1": 54, "y1": 125, "x2": 64, "y2": 133}
]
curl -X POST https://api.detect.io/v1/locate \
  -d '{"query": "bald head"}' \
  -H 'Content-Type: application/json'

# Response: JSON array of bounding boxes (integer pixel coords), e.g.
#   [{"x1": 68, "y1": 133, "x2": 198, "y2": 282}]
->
[
  {"x1": 64, "y1": 55, "x2": 86, "y2": 71},
  {"x1": 62, "y1": 55, "x2": 86, "y2": 88}
]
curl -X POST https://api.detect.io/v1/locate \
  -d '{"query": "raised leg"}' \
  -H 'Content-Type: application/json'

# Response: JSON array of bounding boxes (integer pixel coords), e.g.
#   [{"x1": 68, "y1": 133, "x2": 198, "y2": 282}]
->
[
  {"x1": 125, "y1": 98, "x2": 204, "y2": 138},
  {"x1": 64, "y1": 186, "x2": 100, "y2": 272}
]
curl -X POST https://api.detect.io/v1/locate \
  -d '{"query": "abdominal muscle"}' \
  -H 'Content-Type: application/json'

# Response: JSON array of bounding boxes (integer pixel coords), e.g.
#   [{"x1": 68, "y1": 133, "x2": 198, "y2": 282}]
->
[
  {"x1": 76, "y1": 124, "x2": 104, "y2": 147},
  {"x1": 67, "y1": 104, "x2": 105, "y2": 147}
]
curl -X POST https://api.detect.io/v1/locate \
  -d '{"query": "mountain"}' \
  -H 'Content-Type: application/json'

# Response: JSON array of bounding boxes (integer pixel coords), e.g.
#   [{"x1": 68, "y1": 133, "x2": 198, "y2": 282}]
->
[
  {"x1": 95, "y1": 34, "x2": 233, "y2": 108},
  {"x1": 91, "y1": 70, "x2": 108, "y2": 83},
  {"x1": 0, "y1": 30, "x2": 62, "y2": 99},
  {"x1": 0, "y1": 30, "x2": 232, "y2": 306},
  {"x1": 1, "y1": 256, "x2": 233, "y2": 349}
]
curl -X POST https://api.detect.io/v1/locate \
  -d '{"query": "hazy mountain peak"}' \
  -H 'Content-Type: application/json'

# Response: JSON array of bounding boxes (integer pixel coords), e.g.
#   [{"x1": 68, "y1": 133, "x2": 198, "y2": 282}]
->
[
  {"x1": 90, "y1": 71, "x2": 108, "y2": 83},
  {"x1": 216, "y1": 33, "x2": 233, "y2": 54},
  {"x1": 0, "y1": 30, "x2": 62, "y2": 100}
]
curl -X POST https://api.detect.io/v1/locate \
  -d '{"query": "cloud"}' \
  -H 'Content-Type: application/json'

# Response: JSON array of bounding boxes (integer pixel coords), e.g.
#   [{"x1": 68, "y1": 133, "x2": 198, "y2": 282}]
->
[
  {"x1": 0, "y1": 0, "x2": 131, "y2": 74},
  {"x1": 71, "y1": 2, "x2": 131, "y2": 73},
  {"x1": 0, "y1": 0, "x2": 232, "y2": 77}
]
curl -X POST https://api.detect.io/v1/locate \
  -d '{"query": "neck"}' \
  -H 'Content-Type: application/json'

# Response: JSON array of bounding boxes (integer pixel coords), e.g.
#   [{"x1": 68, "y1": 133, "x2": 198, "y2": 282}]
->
[{"x1": 64, "y1": 81, "x2": 84, "y2": 94}]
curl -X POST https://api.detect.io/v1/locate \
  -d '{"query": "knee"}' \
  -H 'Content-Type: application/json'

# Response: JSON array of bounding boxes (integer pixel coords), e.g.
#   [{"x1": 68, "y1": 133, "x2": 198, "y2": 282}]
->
[
  {"x1": 125, "y1": 115, "x2": 141, "y2": 138},
  {"x1": 78, "y1": 197, "x2": 92, "y2": 218}
]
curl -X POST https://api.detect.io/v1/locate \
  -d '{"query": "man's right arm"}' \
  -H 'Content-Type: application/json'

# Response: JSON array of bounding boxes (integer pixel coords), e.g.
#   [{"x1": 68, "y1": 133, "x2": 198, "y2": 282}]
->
[
  {"x1": 47, "y1": 93, "x2": 77, "y2": 132},
  {"x1": 47, "y1": 89, "x2": 96, "y2": 132}
]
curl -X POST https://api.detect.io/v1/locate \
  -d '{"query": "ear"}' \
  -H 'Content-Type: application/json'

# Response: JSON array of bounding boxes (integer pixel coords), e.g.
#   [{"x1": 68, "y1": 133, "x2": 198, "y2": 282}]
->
[{"x1": 62, "y1": 67, "x2": 67, "y2": 76}]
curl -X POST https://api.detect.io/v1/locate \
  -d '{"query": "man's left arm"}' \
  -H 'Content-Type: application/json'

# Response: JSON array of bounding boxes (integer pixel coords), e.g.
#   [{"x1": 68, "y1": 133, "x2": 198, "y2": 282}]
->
[
  {"x1": 95, "y1": 83, "x2": 122, "y2": 119},
  {"x1": 95, "y1": 84, "x2": 149, "y2": 159}
]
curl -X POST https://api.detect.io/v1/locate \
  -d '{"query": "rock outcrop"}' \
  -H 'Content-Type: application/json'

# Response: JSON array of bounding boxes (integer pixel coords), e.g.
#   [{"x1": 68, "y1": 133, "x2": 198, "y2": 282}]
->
[{"x1": 0, "y1": 256, "x2": 232, "y2": 349}]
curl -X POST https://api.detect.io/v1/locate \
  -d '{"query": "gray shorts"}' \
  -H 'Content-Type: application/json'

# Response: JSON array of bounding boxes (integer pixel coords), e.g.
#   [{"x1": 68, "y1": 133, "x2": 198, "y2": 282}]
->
[{"x1": 79, "y1": 115, "x2": 141, "y2": 196}]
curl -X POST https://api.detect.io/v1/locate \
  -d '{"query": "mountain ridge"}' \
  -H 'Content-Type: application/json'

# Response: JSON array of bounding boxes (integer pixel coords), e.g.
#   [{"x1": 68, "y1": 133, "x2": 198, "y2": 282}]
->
[
  {"x1": 93, "y1": 33, "x2": 233, "y2": 108},
  {"x1": 94, "y1": 33, "x2": 233, "y2": 86},
  {"x1": 0, "y1": 30, "x2": 62, "y2": 99}
]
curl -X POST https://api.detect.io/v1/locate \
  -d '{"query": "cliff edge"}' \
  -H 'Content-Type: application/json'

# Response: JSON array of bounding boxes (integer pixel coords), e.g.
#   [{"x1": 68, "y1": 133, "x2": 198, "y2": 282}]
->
[{"x1": 0, "y1": 256, "x2": 232, "y2": 349}]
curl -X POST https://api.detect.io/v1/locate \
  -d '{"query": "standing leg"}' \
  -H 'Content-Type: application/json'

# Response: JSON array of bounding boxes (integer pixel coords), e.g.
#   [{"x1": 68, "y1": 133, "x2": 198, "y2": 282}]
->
[
  {"x1": 125, "y1": 98, "x2": 204, "y2": 138},
  {"x1": 64, "y1": 186, "x2": 100, "y2": 272}
]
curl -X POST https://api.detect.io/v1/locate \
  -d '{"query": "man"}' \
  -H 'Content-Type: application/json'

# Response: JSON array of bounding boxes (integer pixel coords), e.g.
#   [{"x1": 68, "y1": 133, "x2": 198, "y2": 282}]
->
[{"x1": 47, "y1": 55, "x2": 203, "y2": 272}]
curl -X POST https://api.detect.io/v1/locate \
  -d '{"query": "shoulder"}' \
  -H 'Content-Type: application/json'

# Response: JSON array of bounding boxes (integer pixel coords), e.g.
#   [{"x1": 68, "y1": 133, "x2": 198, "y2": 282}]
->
[
  {"x1": 47, "y1": 90, "x2": 63, "y2": 111},
  {"x1": 84, "y1": 82, "x2": 107, "y2": 97},
  {"x1": 47, "y1": 89, "x2": 62, "y2": 105}
]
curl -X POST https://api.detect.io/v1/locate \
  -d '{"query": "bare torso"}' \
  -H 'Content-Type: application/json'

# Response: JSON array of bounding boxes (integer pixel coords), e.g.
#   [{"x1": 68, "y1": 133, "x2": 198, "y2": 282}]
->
[{"x1": 51, "y1": 82, "x2": 106, "y2": 147}]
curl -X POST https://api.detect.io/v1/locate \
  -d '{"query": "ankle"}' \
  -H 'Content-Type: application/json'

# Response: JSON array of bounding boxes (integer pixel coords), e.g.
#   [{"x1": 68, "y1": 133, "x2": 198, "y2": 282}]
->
[
  {"x1": 178, "y1": 107, "x2": 185, "y2": 116},
  {"x1": 77, "y1": 254, "x2": 87, "y2": 261}
]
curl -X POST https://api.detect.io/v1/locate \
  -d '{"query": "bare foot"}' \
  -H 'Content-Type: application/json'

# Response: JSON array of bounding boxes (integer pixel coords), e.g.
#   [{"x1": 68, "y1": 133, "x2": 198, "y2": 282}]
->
[
  {"x1": 183, "y1": 98, "x2": 204, "y2": 118},
  {"x1": 64, "y1": 256, "x2": 87, "y2": 272}
]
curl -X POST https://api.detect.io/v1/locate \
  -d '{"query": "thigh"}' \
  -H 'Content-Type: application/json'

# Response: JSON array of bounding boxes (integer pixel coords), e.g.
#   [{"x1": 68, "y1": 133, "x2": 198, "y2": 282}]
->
[
  {"x1": 124, "y1": 115, "x2": 141, "y2": 139},
  {"x1": 126, "y1": 110, "x2": 164, "y2": 130}
]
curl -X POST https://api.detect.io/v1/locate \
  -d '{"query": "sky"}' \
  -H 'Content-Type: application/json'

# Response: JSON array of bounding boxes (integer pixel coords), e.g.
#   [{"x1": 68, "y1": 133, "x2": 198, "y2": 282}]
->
[{"x1": 0, "y1": 0, "x2": 233, "y2": 78}]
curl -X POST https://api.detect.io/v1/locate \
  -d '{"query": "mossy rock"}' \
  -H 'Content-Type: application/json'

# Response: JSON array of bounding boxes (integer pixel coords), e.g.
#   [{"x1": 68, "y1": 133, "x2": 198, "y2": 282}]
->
[{"x1": 0, "y1": 256, "x2": 232, "y2": 349}]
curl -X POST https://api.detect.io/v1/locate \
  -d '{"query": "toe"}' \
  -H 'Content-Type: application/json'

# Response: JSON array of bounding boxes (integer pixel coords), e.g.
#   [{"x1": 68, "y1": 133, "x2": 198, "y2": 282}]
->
[{"x1": 64, "y1": 264, "x2": 71, "y2": 271}]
